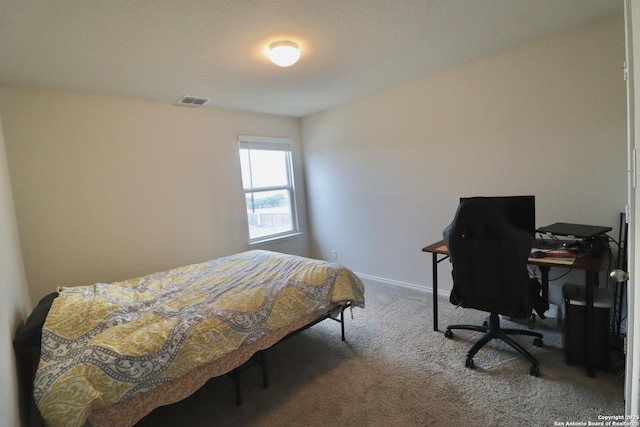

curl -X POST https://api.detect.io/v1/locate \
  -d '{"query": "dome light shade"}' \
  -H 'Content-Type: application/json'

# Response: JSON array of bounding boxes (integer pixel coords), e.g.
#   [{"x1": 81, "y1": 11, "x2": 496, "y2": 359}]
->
[{"x1": 267, "y1": 41, "x2": 300, "y2": 67}]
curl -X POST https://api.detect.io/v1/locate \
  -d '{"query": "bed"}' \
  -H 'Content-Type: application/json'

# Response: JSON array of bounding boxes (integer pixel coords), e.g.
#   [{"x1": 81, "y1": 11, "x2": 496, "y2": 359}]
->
[{"x1": 14, "y1": 250, "x2": 365, "y2": 427}]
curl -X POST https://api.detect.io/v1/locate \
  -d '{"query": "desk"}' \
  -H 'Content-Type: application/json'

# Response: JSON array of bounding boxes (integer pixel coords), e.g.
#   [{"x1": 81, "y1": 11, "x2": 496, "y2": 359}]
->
[{"x1": 422, "y1": 239, "x2": 610, "y2": 377}]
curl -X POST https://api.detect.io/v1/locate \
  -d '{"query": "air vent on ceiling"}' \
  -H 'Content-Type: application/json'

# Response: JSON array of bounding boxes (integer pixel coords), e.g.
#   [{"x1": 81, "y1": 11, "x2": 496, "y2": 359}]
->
[{"x1": 176, "y1": 95, "x2": 209, "y2": 107}]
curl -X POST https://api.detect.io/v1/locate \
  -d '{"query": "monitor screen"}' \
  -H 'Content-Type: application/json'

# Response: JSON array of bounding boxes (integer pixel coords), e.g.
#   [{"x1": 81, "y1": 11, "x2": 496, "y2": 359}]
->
[{"x1": 459, "y1": 195, "x2": 536, "y2": 237}]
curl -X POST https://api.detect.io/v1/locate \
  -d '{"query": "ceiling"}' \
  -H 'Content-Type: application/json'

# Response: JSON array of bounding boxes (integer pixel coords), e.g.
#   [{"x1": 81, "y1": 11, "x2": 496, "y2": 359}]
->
[{"x1": 0, "y1": 0, "x2": 624, "y2": 118}]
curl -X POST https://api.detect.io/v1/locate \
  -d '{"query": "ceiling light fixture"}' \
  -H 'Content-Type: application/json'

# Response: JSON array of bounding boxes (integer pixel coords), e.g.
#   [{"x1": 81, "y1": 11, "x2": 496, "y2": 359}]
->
[{"x1": 267, "y1": 41, "x2": 300, "y2": 67}]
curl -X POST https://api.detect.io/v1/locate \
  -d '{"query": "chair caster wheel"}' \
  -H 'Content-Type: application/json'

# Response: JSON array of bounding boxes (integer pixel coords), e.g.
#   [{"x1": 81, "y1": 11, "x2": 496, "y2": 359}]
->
[
  {"x1": 533, "y1": 337, "x2": 543, "y2": 347},
  {"x1": 530, "y1": 365, "x2": 540, "y2": 377},
  {"x1": 445, "y1": 329, "x2": 453, "y2": 339},
  {"x1": 465, "y1": 357, "x2": 474, "y2": 369}
]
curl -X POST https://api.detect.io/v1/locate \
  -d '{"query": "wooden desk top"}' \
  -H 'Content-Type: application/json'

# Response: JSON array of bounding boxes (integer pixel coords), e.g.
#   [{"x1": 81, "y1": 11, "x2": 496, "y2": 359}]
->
[
  {"x1": 422, "y1": 240, "x2": 448, "y2": 255},
  {"x1": 422, "y1": 239, "x2": 609, "y2": 272}
]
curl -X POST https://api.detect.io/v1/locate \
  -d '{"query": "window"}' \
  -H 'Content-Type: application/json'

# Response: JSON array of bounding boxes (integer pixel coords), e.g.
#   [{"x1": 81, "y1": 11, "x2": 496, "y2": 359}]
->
[{"x1": 239, "y1": 136, "x2": 299, "y2": 243}]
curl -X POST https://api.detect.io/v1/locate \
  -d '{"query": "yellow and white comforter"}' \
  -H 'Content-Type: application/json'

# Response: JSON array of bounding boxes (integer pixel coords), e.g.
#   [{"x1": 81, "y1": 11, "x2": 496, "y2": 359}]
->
[{"x1": 34, "y1": 250, "x2": 365, "y2": 427}]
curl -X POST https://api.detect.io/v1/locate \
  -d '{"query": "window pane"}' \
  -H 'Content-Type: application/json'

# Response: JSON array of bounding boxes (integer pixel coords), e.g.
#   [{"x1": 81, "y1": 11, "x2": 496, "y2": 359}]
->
[
  {"x1": 245, "y1": 189, "x2": 293, "y2": 239},
  {"x1": 241, "y1": 149, "x2": 289, "y2": 189}
]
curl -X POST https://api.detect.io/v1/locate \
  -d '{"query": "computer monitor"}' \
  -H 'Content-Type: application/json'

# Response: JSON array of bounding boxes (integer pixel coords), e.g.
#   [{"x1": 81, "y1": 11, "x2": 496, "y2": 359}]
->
[{"x1": 459, "y1": 195, "x2": 536, "y2": 237}]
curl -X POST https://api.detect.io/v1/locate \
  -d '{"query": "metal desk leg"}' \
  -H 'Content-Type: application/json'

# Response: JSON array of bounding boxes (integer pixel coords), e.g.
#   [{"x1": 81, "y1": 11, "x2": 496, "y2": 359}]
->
[
  {"x1": 431, "y1": 253, "x2": 450, "y2": 332},
  {"x1": 539, "y1": 266, "x2": 550, "y2": 305},
  {"x1": 432, "y1": 252, "x2": 438, "y2": 331},
  {"x1": 585, "y1": 271, "x2": 596, "y2": 378}
]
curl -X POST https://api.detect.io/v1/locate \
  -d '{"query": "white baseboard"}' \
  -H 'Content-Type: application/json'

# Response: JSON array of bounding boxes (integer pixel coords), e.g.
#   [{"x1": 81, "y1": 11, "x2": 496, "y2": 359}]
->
[{"x1": 354, "y1": 272, "x2": 451, "y2": 298}]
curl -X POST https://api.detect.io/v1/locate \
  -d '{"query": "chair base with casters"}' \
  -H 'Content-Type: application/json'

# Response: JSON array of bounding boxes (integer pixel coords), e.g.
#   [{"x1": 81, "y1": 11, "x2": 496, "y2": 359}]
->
[{"x1": 445, "y1": 312, "x2": 543, "y2": 376}]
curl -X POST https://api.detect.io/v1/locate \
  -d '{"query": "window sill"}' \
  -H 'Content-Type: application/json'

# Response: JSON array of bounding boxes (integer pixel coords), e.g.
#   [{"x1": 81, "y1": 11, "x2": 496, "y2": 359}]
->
[{"x1": 249, "y1": 232, "x2": 303, "y2": 247}]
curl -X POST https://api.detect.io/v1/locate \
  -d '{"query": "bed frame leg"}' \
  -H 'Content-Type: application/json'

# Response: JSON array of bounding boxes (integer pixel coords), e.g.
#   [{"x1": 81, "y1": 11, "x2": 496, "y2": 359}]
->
[
  {"x1": 227, "y1": 350, "x2": 269, "y2": 406},
  {"x1": 228, "y1": 371, "x2": 242, "y2": 406},
  {"x1": 258, "y1": 351, "x2": 269, "y2": 389},
  {"x1": 341, "y1": 307, "x2": 346, "y2": 341}
]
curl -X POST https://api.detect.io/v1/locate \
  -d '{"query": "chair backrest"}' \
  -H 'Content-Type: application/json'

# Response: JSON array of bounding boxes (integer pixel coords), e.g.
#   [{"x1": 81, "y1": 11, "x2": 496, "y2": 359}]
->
[{"x1": 443, "y1": 197, "x2": 534, "y2": 318}]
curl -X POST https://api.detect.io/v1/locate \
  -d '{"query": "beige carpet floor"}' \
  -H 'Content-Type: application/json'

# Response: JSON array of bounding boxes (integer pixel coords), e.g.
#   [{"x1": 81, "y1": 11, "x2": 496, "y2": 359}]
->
[{"x1": 134, "y1": 279, "x2": 625, "y2": 427}]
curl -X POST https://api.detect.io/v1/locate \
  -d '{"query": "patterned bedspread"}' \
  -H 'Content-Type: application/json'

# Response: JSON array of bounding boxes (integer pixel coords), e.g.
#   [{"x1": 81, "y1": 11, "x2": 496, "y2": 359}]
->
[{"x1": 34, "y1": 250, "x2": 365, "y2": 427}]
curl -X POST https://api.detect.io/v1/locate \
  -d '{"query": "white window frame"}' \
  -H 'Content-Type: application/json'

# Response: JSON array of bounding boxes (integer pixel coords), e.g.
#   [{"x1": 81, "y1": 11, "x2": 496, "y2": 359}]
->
[{"x1": 239, "y1": 135, "x2": 300, "y2": 244}]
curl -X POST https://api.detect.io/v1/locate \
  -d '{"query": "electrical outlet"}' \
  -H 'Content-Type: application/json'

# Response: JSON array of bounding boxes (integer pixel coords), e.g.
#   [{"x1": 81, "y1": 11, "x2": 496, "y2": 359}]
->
[{"x1": 331, "y1": 250, "x2": 337, "y2": 260}]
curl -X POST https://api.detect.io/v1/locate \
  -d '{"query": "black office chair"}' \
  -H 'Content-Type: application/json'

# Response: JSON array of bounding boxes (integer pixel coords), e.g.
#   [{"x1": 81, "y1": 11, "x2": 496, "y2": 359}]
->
[{"x1": 443, "y1": 197, "x2": 544, "y2": 376}]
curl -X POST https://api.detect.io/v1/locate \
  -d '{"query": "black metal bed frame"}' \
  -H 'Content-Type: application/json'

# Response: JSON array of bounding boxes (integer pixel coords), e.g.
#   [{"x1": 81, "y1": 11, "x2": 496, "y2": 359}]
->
[{"x1": 226, "y1": 302, "x2": 351, "y2": 405}]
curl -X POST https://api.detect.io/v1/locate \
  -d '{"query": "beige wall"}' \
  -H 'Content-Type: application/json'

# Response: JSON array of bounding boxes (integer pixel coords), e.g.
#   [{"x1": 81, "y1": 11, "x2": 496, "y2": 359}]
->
[
  {"x1": 0, "y1": 87, "x2": 309, "y2": 305},
  {"x1": 302, "y1": 16, "x2": 628, "y2": 303},
  {"x1": 0, "y1": 113, "x2": 31, "y2": 427}
]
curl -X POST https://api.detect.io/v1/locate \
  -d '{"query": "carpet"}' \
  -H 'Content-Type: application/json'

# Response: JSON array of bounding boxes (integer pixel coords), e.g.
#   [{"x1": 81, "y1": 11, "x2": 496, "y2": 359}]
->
[{"x1": 134, "y1": 279, "x2": 624, "y2": 427}]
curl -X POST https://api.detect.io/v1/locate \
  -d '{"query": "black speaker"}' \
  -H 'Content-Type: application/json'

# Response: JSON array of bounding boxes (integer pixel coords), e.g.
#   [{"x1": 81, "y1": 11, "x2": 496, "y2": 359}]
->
[{"x1": 584, "y1": 235, "x2": 610, "y2": 255}]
